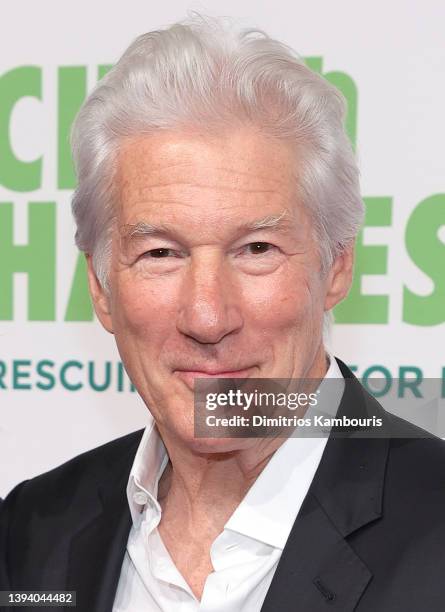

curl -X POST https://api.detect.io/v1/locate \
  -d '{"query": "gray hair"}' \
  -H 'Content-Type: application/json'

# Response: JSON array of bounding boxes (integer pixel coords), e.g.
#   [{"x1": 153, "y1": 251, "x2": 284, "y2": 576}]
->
[{"x1": 71, "y1": 13, "x2": 364, "y2": 316}]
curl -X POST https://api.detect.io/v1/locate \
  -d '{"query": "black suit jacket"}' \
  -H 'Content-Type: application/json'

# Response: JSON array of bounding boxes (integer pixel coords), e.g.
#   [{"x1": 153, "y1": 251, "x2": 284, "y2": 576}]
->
[{"x1": 2, "y1": 359, "x2": 445, "y2": 611}]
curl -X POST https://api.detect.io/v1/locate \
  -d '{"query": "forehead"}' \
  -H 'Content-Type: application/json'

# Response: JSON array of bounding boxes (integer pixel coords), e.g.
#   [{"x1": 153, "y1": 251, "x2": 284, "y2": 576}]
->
[{"x1": 115, "y1": 128, "x2": 302, "y2": 230}]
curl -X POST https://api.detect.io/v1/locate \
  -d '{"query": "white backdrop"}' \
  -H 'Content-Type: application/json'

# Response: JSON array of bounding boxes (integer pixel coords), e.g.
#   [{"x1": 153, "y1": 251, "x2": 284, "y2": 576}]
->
[{"x1": 1, "y1": 0, "x2": 444, "y2": 497}]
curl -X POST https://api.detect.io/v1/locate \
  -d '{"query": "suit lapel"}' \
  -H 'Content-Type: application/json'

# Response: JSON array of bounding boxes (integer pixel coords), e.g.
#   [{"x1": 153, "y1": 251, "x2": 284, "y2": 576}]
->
[
  {"x1": 65, "y1": 431, "x2": 143, "y2": 612},
  {"x1": 260, "y1": 492, "x2": 372, "y2": 611},
  {"x1": 261, "y1": 360, "x2": 390, "y2": 611}
]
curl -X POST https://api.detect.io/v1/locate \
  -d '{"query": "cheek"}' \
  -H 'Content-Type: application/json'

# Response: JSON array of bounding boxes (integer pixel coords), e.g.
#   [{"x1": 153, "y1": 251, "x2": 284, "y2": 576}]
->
[
  {"x1": 110, "y1": 275, "x2": 178, "y2": 340},
  {"x1": 239, "y1": 268, "x2": 319, "y2": 331}
]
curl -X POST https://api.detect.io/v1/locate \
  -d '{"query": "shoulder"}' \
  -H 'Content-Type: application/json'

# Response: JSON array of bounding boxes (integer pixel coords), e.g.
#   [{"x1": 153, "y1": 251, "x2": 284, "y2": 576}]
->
[
  {"x1": 386, "y1": 423, "x2": 445, "y2": 487},
  {"x1": 1, "y1": 428, "x2": 144, "y2": 518},
  {"x1": 366, "y1": 395, "x2": 445, "y2": 515},
  {"x1": 336, "y1": 356, "x2": 445, "y2": 490},
  {"x1": 374, "y1": 395, "x2": 445, "y2": 488}
]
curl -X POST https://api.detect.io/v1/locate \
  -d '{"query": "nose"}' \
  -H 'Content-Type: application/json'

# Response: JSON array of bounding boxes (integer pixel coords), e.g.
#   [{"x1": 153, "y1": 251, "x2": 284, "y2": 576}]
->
[{"x1": 176, "y1": 251, "x2": 243, "y2": 345}]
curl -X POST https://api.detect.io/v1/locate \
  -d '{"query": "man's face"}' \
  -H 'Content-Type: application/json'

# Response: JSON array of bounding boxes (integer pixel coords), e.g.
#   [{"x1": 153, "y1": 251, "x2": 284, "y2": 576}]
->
[{"x1": 88, "y1": 127, "x2": 352, "y2": 450}]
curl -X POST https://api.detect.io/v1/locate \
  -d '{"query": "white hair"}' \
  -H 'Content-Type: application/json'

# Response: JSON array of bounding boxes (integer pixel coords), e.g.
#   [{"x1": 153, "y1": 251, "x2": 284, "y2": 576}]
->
[{"x1": 71, "y1": 13, "x2": 364, "y2": 327}]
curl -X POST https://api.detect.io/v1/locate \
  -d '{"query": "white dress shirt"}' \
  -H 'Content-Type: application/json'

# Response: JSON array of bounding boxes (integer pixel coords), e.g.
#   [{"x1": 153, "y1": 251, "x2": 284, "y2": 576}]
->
[{"x1": 113, "y1": 356, "x2": 344, "y2": 611}]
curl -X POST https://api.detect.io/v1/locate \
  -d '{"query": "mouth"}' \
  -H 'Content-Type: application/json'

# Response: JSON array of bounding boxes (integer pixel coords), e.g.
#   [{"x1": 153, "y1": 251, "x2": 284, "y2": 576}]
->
[{"x1": 174, "y1": 367, "x2": 255, "y2": 390}]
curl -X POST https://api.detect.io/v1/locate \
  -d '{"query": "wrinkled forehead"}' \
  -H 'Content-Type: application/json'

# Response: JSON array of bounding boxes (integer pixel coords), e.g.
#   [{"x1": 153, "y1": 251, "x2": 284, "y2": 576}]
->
[
  {"x1": 116, "y1": 127, "x2": 298, "y2": 181},
  {"x1": 114, "y1": 128, "x2": 306, "y2": 234}
]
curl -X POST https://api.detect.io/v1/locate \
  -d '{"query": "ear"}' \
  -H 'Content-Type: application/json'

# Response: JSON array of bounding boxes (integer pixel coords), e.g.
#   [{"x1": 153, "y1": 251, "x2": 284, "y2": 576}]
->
[
  {"x1": 324, "y1": 244, "x2": 355, "y2": 311},
  {"x1": 86, "y1": 255, "x2": 114, "y2": 334}
]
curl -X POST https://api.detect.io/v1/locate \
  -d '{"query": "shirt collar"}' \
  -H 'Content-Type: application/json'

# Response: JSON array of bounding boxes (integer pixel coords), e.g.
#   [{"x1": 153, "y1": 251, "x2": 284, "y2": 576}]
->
[
  {"x1": 126, "y1": 353, "x2": 344, "y2": 543},
  {"x1": 126, "y1": 419, "x2": 168, "y2": 527}
]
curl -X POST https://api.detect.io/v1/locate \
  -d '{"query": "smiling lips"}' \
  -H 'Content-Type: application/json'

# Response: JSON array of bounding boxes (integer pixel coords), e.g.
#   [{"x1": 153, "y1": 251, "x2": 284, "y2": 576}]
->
[{"x1": 174, "y1": 367, "x2": 254, "y2": 389}]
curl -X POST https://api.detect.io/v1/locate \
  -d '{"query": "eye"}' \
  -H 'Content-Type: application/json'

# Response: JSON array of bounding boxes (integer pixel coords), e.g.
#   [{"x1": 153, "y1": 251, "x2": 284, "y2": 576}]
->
[
  {"x1": 144, "y1": 248, "x2": 175, "y2": 258},
  {"x1": 234, "y1": 240, "x2": 283, "y2": 275},
  {"x1": 245, "y1": 242, "x2": 276, "y2": 254}
]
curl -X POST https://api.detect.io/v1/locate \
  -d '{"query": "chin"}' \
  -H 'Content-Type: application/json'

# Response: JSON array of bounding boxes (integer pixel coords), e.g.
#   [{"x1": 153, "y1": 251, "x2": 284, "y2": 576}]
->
[
  {"x1": 158, "y1": 395, "x2": 255, "y2": 454},
  {"x1": 179, "y1": 433, "x2": 254, "y2": 455}
]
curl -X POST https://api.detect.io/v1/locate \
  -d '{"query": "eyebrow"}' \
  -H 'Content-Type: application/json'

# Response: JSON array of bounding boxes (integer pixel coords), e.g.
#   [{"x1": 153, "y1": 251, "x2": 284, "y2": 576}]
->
[
  {"x1": 247, "y1": 210, "x2": 291, "y2": 231},
  {"x1": 120, "y1": 222, "x2": 169, "y2": 239},
  {"x1": 120, "y1": 210, "x2": 295, "y2": 240}
]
